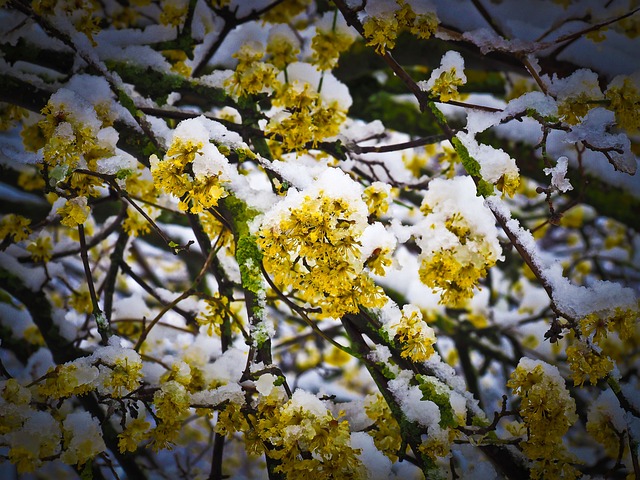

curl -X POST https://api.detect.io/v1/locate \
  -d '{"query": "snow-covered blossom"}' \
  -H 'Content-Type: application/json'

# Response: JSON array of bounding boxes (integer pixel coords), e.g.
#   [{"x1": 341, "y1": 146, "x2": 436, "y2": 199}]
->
[
  {"x1": 416, "y1": 176, "x2": 502, "y2": 307},
  {"x1": 419, "y1": 50, "x2": 466, "y2": 102},
  {"x1": 258, "y1": 169, "x2": 387, "y2": 318}
]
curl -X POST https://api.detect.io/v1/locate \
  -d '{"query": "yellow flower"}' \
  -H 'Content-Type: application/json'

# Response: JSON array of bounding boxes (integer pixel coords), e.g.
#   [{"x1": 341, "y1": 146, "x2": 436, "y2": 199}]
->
[
  {"x1": 310, "y1": 13, "x2": 355, "y2": 70},
  {"x1": 38, "y1": 363, "x2": 97, "y2": 399},
  {"x1": 27, "y1": 235, "x2": 53, "y2": 262},
  {"x1": 410, "y1": 11, "x2": 439, "y2": 40},
  {"x1": 118, "y1": 418, "x2": 151, "y2": 453},
  {"x1": 363, "y1": 183, "x2": 390, "y2": 218},
  {"x1": 159, "y1": 1, "x2": 187, "y2": 27},
  {"x1": 258, "y1": 186, "x2": 386, "y2": 319},
  {"x1": 226, "y1": 43, "x2": 279, "y2": 98},
  {"x1": 122, "y1": 204, "x2": 157, "y2": 237},
  {"x1": 391, "y1": 305, "x2": 436, "y2": 362},
  {"x1": 57, "y1": 196, "x2": 90, "y2": 227},
  {"x1": 154, "y1": 380, "x2": 191, "y2": 423},
  {"x1": 162, "y1": 49, "x2": 192, "y2": 77},
  {"x1": 197, "y1": 293, "x2": 230, "y2": 336},
  {"x1": 103, "y1": 357, "x2": 143, "y2": 397},
  {"x1": 251, "y1": 391, "x2": 364, "y2": 479},
  {"x1": 566, "y1": 342, "x2": 614, "y2": 386},
  {"x1": 430, "y1": 69, "x2": 465, "y2": 102},
  {"x1": 150, "y1": 133, "x2": 229, "y2": 214},
  {"x1": 0, "y1": 102, "x2": 28, "y2": 130},
  {"x1": 262, "y1": 0, "x2": 310, "y2": 24},
  {"x1": 605, "y1": 74, "x2": 640, "y2": 132},
  {"x1": 70, "y1": 285, "x2": 93, "y2": 314},
  {"x1": 8, "y1": 446, "x2": 40, "y2": 474},
  {"x1": 508, "y1": 359, "x2": 578, "y2": 476},
  {"x1": 417, "y1": 182, "x2": 500, "y2": 308},
  {"x1": 0, "y1": 214, "x2": 31, "y2": 242},
  {"x1": 267, "y1": 31, "x2": 300, "y2": 70},
  {"x1": 364, "y1": 393, "x2": 403, "y2": 461},
  {"x1": 363, "y1": 14, "x2": 399, "y2": 54}
]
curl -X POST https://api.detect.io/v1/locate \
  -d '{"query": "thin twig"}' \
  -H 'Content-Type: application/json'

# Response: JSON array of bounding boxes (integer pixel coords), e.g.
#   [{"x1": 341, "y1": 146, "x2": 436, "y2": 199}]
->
[{"x1": 78, "y1": 223, "x2": 110, "y2": 345}]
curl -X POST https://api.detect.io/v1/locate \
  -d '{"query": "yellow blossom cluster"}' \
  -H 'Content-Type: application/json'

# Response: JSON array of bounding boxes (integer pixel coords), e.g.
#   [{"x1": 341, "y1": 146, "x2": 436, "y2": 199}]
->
[
  {"x1": 1, "y1": 378, "x2": 107, "y2": 472},
  {"x1": 0, "y1": 214, "x2": 31, "y2": 243},
  {"x1": 553, "y1": 70, "x2": 604, "y2": 125},
  {"x1": 122, "y1": 204, "x2": 160, "y2": 237},
  {"x1": 266, "y1": 70, "x2": 348, "y2": 152},
  {"x1": 38, "y1": 346, "x2": 143, "y2": 400},
  {"x1": 418, "y1": 427, "x2": 458, "y2": 461},
  {"x1": 258, "y1": 176, "x2": 387, "y2": 319},
  {"x1": 57, "y1": 196, "x2": 91, "y2": 228},
  {"x1": 151, "y1": 380, "x2": 192, "y2": 450},
  {"x1": 0, "y1": 102, "x2": 28, "y2": 130},
  {"x1": 59, "y1": 412, "x2": 107, "y2": 467},
  {"x1": 363, "y1": 393, "x2": 403, "y2": 461},
  {"x1": 150, "y1": 128, "x2": 230, "y2": 214},
  {"x1": 419, "y1": 50, "x2": 467, "y2": 103},
  {"x1": 586, "y1": 390, "x2": 633, "y2": 469},
  {"x1": 197, "y1": 292, "x2": 231, "y2": 336},
  {"x1": 159, "y1": 0, "x2": 187, "y2": 27},
  {"x1": 26, "y1": 234, "x2": 53, "y2": 262},
  {"x1": 246, "y1": 390, "x2": 364, "y2": 480},
  {"x1": 33, "y1": 0, "x2": 101, "y2": 45},
  {"x1": 391, "y1": 305, "x2": 436, "y2": 363},
  {"x1": 118, "y1": 417, "x2": 152, "y2": 453},
  {"x1": 162, "y1": 49, "x2": 192, "y2": 77},
  {"x1": 311, "y1": 11, "x2": 356, "y2": 70},
  {"x1": 39, "y1": 91, "x2": 109, "y2": 179},
  {"x1": 362, "y1": 0, "x2": 438, "y2": 54},
  {"x1": 267, "y1": 26, "x2": 301, "y2": 69},
  {"x1": 507, "y1": 359, "x2": 580, "y2": 479},
  {"x1": 119, "y1": 165, "x2": 159, "y2": 237},
  {"x1": 419, "y1": 212, "x2": 499, "y2": 307},
  {"x1": 103, "y1": 357, "x2": 144, "y2": 397},
  {"x1": 32, "y1": 81, "x2": 120, "y2": 217},
  {"x1": 226, "y1": 42, "x2": 279, "y2": 98},
  {"x1": 605, "y1": 74, "x2": 640, "y2": 133},
  {"x1": 362, "y1": 182, "x2": 391, "y2": 218},
  {"x1": 577, "y1": 306, "x2": 639, "y2": 374},
  {"x1": 566, "y1": 342, "x2": 614, "y2": 387},
  {"x1": 38, "y1": 363, "x2": 97, "y2": 399},
  {"x1": 262, "y1": 0, "x2": 310, "y2": 24},
  {"x1": 226, "y1": 37, "x2": 350, "y2": 152},
  {"x1": 430, "y1": 69, "x2": 466, "y2": 102}
]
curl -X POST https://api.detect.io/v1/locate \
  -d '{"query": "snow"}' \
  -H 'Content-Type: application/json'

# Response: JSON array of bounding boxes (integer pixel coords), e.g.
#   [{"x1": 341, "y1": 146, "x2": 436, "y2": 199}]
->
[
  {"x1": 190, "y1": 382, "x2": 244, "y2": 406},
  {"x1": 360, "y1": 222, "x2": 397, "y2": 260},
  {"x1": 260, "y1": 168, "x2": 368, "y2": 232},
  {"x1": 289, "y1": 389, "x2": 329, "y2": 418},
  {"x1": 254, "y1": 373, "x2": 277, "y2": 396},
  {"x1": 465, "y1": 91, "x2": 557, "y2": 135},
  {"x1": 208, "y1": 348, "x2": 247, "y2": 384},
  {"x1": 93, "y1": 338, "x2": 142, "y2": 365},
  {"x1": 0, "y1": 249, "x2": 47, "y2": 291},
  {"x1": 363, "y1": 0, "x2": 400, "y2": 17},
  {"x1": 387, "y1": 370, "x2": 441, "y2": 428},
  {"x1": 545, "y1": 129, "x2": 640, "y2": 198},
  {"x1": 564, "y1": 107, "x2": 636, "y2": 175},
  {"x1": 456, "y1": 131, "x2": 519, "y2": 185},
  {"x1": 544, "y1": 156, "x2": 573, "y2": 192},
  {"x1": 351, "y1": 432, "x2": 395, "y2": 480}
]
